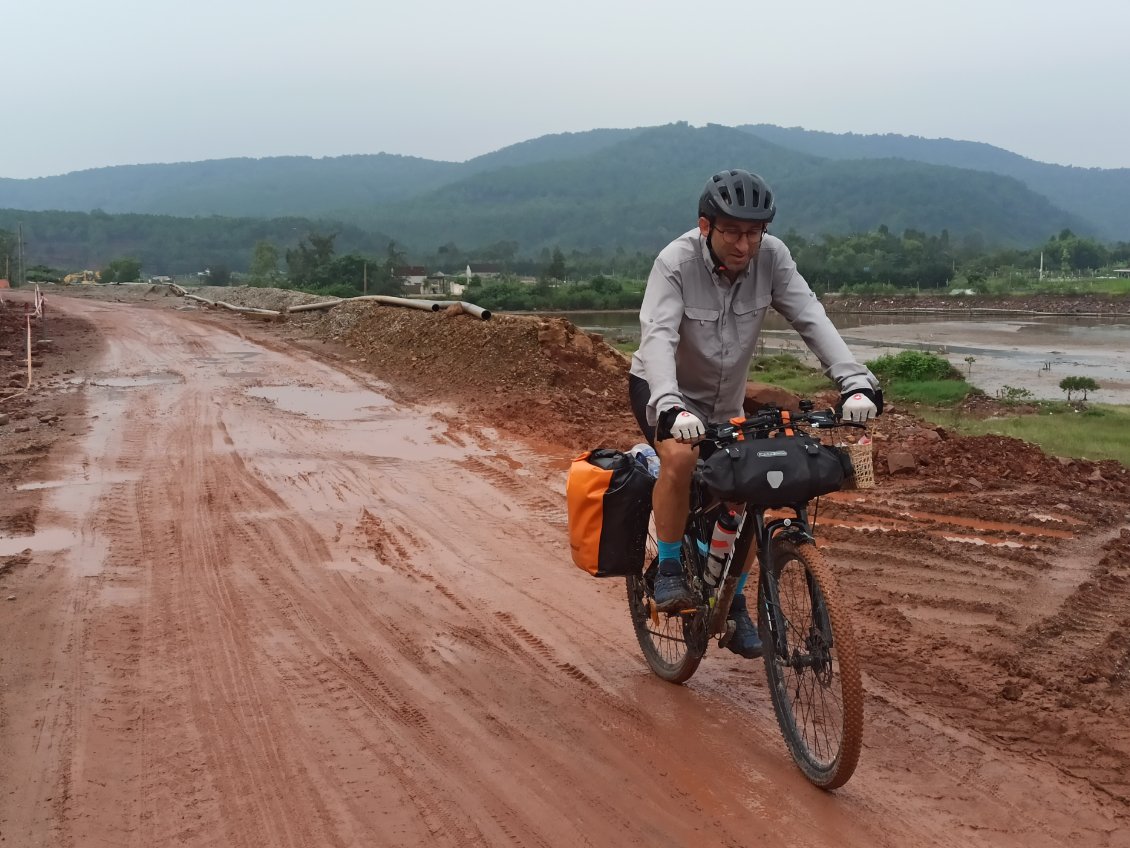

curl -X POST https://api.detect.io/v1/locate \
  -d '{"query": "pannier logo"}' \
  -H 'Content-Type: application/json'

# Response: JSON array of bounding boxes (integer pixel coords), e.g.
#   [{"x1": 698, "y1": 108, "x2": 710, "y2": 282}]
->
[
  {"x1": 756, "y1": 450, "x2": 788, "y2": 458},
  {"x1": 766, "y1": 471, "x2": 784, "y2": 488}
]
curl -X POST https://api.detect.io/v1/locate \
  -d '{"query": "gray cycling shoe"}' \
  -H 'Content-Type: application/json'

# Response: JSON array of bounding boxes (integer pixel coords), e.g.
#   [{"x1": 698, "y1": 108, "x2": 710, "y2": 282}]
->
[
  {"x1": 726, "y1": 594, "x2": 763, "y2": 658},
  {"x1": 653, "y1": 560, "x2": 694, "y2": 612}
]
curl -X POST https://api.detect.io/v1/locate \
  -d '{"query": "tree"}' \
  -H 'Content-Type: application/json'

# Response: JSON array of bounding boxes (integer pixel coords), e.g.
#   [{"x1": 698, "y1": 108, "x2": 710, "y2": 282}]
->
[
  {"x1": 544, "y1": 246, "x2": 567, "y2": 282},
  {"x1": 1059, "y1": 376, "x2": 1099, "y2": 401},
  {"x1": 249, "y1": 240, "x2": 280, "y2": 285},
  {"x1": 99, "y1": 256, "x2": 142, "y2": 283},
  {"x1": 206, "y1": 263, "x2": 231, "y2": 286},
  {"x1": 0, "y1": 229, "x2": 15, "y2": 281},
  {"x1": 286, "y1": 231, "x2": 337, "y2": 287}
]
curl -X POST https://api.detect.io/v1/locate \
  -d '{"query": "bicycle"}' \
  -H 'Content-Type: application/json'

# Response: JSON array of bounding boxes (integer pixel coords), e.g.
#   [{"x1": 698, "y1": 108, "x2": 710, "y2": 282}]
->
[{"x1": 626, "y1": 401, "x2": 866, "y2": 789}]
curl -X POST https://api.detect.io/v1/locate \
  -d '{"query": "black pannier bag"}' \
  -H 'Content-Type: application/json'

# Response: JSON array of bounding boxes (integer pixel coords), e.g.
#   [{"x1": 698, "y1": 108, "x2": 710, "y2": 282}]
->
[
  {"x1": 698, "y1": 436, "x2": 851, "y2": 507},
  {"x1": 566, "y1": 449, "x2": 655, "y2": 577}
]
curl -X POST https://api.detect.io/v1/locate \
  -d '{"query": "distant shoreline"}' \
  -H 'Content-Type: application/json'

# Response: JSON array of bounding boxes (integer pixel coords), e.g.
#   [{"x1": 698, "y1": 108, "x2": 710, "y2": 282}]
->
[{"x1": 532, "y1": 293, "x2": 1130, "y2": 319}]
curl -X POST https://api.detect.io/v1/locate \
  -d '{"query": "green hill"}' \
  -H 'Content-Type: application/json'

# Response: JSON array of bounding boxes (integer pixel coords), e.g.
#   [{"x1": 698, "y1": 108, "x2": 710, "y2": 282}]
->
[
  {"x1": 739, "y1": 124, "x2": 1130, "y2": 241},
  {"x1": 0, "y1": 154, "x2": 460, "y2": 218},
  {"x1": 360, "y1": 123, "x2": 1087, "y2": 252},
  {"x1": 0, "y1": 208, "x2": 397, "y2": 275},
  {"x1": 0, "y1": 122, "x2": 1113, "y2": 262}
]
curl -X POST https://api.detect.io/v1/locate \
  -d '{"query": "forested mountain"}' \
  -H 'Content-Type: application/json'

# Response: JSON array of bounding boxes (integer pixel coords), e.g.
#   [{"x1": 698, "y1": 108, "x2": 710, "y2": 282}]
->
[
  {"x1": 358, "y1": 123, "x2": 1087, "y2": 252},
  {"x1": 0, "y1": 208, "x2": 396, "y2": 275},
  {"x1": 0, "y1": 122, "x2": 1120, "y2": 272},
  {"x1": 739, "y1": 124, "x2": 1130, "y2": 241},
  {"x1": 463, "y1": 128, "x2": 644, "y2": 171},
  {"x1": 0, "y1": 154, "x2": 460, "y2": 218}
]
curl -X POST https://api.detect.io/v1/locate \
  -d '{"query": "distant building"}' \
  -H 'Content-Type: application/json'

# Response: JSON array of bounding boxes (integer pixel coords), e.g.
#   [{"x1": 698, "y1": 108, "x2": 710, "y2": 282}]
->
[
  {"x1": 394, "y1": 266, "x2": 428, "y2": 287},
  {"x1": 466, "y1": 263, "x2": 502, "y2": 279},
  {"x1": 1113, "y1": 268, "x2": 1130, "y2": 278}
]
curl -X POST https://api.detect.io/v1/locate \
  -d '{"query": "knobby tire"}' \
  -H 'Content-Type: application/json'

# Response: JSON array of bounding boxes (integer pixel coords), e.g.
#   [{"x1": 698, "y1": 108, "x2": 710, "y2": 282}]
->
[{"x1": 759, "y1": 540, "x2": 863, "y2": 789}]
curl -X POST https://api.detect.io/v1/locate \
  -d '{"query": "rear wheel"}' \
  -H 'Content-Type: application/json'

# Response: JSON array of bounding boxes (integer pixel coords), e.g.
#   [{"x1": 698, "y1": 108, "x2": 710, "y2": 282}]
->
[
  {"x1": 627, "y1": 513, "x2": 707, "y2": 684},
  {"x1": 758, "y1": 540, "x2": 863, "y2": 789}
]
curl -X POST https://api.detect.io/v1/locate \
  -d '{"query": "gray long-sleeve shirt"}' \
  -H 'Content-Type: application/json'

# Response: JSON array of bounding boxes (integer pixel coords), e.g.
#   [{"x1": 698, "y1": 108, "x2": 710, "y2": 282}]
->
[{"x1": 629, "y1": 229, "x2": 879, "y2": 426}]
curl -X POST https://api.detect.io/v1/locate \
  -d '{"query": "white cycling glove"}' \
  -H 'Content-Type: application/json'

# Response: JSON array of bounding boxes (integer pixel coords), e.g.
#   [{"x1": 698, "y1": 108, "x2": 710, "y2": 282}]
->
[
  {"x1": 841, "y1": 392, "x2": 878, "y2": 422},
  {"x1": 670, "y1": 410, "x2": 706, "y2": 443}
]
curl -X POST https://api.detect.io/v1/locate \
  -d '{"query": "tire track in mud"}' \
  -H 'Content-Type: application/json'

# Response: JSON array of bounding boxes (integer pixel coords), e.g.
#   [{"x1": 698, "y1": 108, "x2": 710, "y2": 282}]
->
[
  {"x1": 821, "y1": 486, "x2": 1130, "y2": 807},
  {"x1": 14, "y1": 297, "x2": 1129, "y2": 848},
  {"x1": 76, "y1": 339, "x2": 639, "y2": 845}
]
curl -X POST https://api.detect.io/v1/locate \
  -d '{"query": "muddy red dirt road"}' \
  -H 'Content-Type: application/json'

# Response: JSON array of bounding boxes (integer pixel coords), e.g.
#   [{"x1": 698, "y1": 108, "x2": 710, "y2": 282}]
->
[{"x1": 2, "y1": 292, "x2": 1128, "y2": 847}]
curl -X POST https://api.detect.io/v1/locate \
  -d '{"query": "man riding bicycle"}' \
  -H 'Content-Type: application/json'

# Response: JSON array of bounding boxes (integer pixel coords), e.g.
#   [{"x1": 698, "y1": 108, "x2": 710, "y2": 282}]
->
[{"x1": 628, "y1": 169, "x2": 883, "y2": 659}]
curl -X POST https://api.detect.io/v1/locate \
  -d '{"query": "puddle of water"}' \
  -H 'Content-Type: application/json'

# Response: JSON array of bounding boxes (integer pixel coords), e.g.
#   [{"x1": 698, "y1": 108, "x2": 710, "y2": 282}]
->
[
  {"x1": 17, "y1": 470, "x2": 139, "y2": 492},
  {"x1": 893, "y1": 509, "x2": 1074, "y2": 539},
  {"x1": 246, "y1": 386, "x2": 393, "y2": 420},
  {"x1": 942, "y1": 535, "x2": 1031, "y2": 549},
  {"x1": 0, "y1": 526, "x2": 109, "y2": 575},
  {"x1": 90, "y1": 372, "x2": 183, "y2": 388},
  {"x1": 0, "y1": 527, "x2": 78, "y2": 556}
]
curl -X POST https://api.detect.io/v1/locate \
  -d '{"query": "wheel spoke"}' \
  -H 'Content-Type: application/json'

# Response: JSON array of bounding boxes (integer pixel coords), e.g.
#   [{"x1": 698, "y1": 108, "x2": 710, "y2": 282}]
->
[{"x1": 760, "y1": 541, "x2": 863, "y2": 789}]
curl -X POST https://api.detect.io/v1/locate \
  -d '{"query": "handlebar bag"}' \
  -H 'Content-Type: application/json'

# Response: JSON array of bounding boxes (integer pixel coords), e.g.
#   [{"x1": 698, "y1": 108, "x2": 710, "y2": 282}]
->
[
  {"x1": 698, "y1": 436, "x2": 851, "y2": 507},
  {"x1": 566, "y1": 448, "x2": 655, "y2": 577}
]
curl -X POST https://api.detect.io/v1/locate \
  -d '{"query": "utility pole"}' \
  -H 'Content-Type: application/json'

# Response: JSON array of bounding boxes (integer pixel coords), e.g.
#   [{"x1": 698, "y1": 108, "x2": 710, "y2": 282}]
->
[
  {"x1": 363, "y1": 262, "x2": 368, "y2": 295},
  {"x1": 17, "y1": 223, "x2": 24, "y2": 287}
]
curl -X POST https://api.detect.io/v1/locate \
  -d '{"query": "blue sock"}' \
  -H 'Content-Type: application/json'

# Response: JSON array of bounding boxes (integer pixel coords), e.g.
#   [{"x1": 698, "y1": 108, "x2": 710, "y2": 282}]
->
[{"x1": 657, "y1": 540, "x2": 681, "y2": 565}]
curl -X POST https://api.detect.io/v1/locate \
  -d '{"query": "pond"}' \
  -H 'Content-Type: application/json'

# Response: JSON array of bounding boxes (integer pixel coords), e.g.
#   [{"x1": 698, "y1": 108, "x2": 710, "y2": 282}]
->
[{"x1": 552, "y1": 310, "x2": 1130, "y2": 405}]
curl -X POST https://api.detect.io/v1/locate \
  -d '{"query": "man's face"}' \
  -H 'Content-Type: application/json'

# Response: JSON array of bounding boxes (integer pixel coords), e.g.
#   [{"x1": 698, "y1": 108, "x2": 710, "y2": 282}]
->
[{"x1": 698, "y1": 216, "x2": 766, "y2": 272}]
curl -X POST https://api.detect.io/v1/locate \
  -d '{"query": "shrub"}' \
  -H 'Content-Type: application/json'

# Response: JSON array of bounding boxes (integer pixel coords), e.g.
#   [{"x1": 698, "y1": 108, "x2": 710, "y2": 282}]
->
[
  {"x1": 996, "y1": 385, "x2": 1034, "y2": 402},
  {"x1": 866, "y1": 350, "x2": 963, "y2": 382}
]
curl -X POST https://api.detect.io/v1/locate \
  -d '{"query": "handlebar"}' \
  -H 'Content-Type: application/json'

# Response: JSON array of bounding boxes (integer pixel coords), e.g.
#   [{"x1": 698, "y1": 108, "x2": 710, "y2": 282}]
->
[{"x1": 702, "y1": 402, "x2": 866, "y2": 446}]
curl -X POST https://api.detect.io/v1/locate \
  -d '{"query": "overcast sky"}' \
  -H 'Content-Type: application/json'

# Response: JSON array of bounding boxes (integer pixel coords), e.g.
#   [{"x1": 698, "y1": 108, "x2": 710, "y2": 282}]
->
[{"x1": 5, "y1": 0, "x2": 1127, "y2": 179}]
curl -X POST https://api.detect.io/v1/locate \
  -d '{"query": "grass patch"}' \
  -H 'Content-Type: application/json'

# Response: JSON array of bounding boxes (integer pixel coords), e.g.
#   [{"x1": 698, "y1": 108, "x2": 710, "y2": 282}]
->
[
  {"x1": 886, "y1": 379, "x2": 973, "y2": 406},
  {"x1": 923, "y1": 403, "x2": 1130, "y2": 466},
  {"x1": 749, "y1": 353, "x2": 835, "y2": 394}
]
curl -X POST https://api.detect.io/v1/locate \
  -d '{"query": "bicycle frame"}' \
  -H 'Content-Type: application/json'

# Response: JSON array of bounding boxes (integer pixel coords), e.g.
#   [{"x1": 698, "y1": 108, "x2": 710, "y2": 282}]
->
[
  {"x1": 685, "y1": 487, "x2": 817, "y2": 646},
  {"x1": 683, "y1": 401, "x2": 857, "y2": 645},
  {"x1": 633, "y1": 402, "x2": 867, "y2": 788}
]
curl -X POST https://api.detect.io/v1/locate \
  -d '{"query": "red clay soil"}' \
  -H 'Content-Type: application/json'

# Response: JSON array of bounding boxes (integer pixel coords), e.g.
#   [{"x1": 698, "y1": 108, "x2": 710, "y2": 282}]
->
[{"x1": 1, "y1": 286, "x2": 1128, "y2": 847}]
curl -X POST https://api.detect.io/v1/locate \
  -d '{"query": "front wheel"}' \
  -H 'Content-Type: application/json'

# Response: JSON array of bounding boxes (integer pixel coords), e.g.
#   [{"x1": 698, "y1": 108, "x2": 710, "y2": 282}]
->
[
  {"x1": 626, "y1": 513, "x2": 707, "y2": 684},
  {"x1": 758, "y1": 540, "x2": 863, "y2": 789}
]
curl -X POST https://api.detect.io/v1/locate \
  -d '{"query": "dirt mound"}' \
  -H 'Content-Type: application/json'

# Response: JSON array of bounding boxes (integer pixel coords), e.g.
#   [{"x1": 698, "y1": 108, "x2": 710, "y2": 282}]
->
[{"x1": 297, "y1": 302, "x2": 640, "y2": 452}]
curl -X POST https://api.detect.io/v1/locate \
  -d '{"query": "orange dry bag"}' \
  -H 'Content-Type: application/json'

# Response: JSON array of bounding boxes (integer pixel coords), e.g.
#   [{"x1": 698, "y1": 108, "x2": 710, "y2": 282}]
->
[{"x1": 566, "y1": 449, "x2": 654, "y2": 577}]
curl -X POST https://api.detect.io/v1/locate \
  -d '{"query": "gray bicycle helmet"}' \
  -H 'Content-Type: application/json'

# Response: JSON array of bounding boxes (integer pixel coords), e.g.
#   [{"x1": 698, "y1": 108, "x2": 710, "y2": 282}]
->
[{"x1": 699, "y1": 169, "x2": 776, "y2": 223}]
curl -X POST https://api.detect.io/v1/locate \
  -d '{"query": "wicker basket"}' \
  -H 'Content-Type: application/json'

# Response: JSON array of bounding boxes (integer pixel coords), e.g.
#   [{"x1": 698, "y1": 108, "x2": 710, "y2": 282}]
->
[{"x1": 841, "y1": 442, "x2": 875, "y2": 490}]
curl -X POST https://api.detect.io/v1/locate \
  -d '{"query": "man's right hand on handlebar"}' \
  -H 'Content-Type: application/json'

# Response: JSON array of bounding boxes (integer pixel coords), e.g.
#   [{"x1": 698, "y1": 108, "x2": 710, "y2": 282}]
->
[{"x1": 657, "y1": 406, "x2": 705, "y2": 444}]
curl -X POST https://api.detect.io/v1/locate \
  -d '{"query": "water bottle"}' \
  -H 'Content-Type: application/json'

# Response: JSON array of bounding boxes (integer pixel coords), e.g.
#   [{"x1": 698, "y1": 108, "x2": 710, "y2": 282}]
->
[
  {"x1": 705, "y1": 510, "x2": 741, "y2": 587},
  {"x1": 629, "y1": 443, "x2": 661, "y2": 479}
]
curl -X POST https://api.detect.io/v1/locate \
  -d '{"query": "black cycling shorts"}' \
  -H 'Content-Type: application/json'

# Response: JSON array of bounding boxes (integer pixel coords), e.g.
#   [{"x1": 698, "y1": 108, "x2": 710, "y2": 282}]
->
[{"x1": 627, "y1": 373, "x2": 655, "y2": 446}]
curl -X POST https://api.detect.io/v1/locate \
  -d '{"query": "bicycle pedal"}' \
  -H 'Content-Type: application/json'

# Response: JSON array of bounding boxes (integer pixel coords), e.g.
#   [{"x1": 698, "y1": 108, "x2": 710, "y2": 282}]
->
[{"x1": 718, "y1": 619, "x2": 737, "y2": 648}]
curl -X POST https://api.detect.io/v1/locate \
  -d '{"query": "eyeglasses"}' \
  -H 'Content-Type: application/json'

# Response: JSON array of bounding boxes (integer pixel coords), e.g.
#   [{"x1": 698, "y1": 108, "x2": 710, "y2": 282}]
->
[{"x1": 713, "y1": 226, "x2": 766, "y2": 246}]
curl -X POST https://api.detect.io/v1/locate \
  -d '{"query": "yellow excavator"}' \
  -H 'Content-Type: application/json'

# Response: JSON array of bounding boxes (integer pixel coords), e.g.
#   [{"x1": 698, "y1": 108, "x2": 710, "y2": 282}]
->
[{"x1": 62, "y1": 270, "x2": 100, "y2": 285}]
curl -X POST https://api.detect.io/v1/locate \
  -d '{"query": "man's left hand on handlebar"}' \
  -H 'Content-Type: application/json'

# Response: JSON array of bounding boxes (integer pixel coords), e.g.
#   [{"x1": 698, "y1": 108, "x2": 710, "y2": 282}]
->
[{"x1": 838, "y1": 387, "x2": 883, "y2": 422}]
